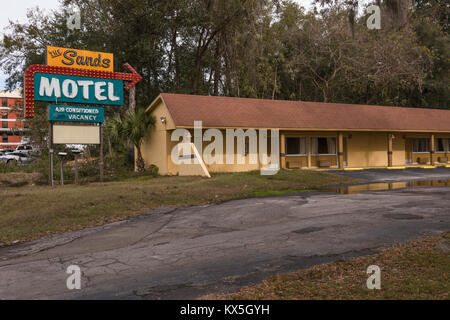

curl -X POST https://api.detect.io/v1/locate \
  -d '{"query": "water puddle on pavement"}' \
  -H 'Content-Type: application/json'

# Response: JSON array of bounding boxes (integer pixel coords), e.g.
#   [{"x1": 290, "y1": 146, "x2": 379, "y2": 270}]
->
[{"x1": 325, "y1": 179, "x2": 450, "y2": 195}]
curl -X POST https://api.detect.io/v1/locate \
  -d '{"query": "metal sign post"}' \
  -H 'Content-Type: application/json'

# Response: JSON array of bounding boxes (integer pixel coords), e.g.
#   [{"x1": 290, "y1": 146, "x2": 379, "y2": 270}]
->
[
  {"x1": 48, "y1": 107, "x2": 54, "y2": 186},
  {"x1": 49, "y1": 146, "x2": 54, "y2": 187},
  {"x1": 74, "y1": 153, "x2": 79, "y2": 184},
  {"x1": 60, "y1": 156, "x2": 64, "y2": 185},
  {"x1": 58, "y1": 152, "x2": 67, "y2": 185},
  {"x1": 72, "y1": 149, "x2": 82, "y2": 185},
  {"x1": 99, "y1": 125, "x2": 104, "y2": 182}
]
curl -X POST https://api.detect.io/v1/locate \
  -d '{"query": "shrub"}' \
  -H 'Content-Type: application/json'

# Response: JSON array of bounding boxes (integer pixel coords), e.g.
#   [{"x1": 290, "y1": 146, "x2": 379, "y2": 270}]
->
[
  {"x1": 146, "y1": 164, "x2": 159, "y2": 177},
  {"x1": 0, "y1": 162, "x2": 20, "y2": 173}
]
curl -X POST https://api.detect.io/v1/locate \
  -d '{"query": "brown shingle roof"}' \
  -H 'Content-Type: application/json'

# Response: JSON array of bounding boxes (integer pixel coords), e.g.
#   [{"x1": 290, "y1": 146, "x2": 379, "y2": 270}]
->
[{"x1": 156, "y1": 93, "x2": 450, "y2": 132}]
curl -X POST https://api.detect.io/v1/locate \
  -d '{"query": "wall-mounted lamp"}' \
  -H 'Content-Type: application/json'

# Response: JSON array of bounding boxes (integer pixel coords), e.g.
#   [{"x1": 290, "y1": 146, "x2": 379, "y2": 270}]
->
[
  {"x1": 390, "y1": 134, "x2": 396, "y2": 140},
  {"x1": 160, "y1": 116, "x2": 166, "y2": 124}
]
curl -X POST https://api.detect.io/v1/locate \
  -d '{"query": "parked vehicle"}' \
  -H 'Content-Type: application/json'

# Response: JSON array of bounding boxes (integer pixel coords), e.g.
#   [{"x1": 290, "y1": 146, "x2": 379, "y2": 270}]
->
[
  {"x1": 0, "y1": 151, "x2": 35, "y2": 165},
  {"x1": 14, "y1": 145, "x2": 39, "y2": 155},
  {"x1": 0, "y1": 148, "x2": 14, "y2": 155}
]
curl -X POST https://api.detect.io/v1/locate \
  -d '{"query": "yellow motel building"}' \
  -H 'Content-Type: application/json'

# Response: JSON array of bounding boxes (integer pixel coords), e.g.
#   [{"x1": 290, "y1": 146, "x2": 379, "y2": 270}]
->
[{"x1": 141, "y1": 93, "x2": 450, "y2": 175}]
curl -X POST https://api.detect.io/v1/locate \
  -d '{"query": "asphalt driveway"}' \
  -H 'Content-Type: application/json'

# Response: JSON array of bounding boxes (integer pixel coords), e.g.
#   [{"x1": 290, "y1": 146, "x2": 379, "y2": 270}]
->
[{"x1": 0, "y1": 169, "x2": 449, "y2": 299}]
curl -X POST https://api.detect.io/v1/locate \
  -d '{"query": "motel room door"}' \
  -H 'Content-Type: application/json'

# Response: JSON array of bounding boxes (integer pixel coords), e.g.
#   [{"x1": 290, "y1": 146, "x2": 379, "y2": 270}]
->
[
  {"x1": 343, "y1": 137, "x2": 348, "y2": 166},
  {"x1": 405, "y1": 138, "x2": 413, "y2": 163}
]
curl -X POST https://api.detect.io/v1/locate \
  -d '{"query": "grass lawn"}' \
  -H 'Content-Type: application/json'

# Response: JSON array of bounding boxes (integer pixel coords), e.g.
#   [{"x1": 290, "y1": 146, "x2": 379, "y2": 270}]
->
[
  {"x1": 204, "y1": 232, "x2": 450, "y2": 300},
  {"x1": 0, "y1": 169, "x2": 354, "y2": 246}
]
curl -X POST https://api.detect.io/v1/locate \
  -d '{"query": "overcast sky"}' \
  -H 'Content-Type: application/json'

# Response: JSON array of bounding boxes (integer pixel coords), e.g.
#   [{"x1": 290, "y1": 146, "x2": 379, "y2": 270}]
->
[{"x1": 0, "y1": 0, "x2": 314, "y2": 89}]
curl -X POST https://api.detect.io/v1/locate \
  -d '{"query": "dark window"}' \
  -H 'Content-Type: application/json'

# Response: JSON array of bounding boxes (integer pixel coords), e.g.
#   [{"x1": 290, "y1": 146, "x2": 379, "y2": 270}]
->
[
  {"x1": 2, "y1": 121, "x2": 7, "y2": 129},
  {"x1": 412, "y1": 139, "x2": 430, "y2": 153},
  {"x1": 435, "y1": 138, "x2": 450, "y2": 153},
  {"x1": 312, "y1": 137, "x2": 337, "y2": 155},
  {"x1": 436, "y1": 138, "x2": 445, "y2": 152},
  {"x1": 1, "y1": 98, "x2": 7, "y2": 107},
  {"x1": 318, "y1": 138, "x2": 328, "y2": 154},
  {"x1": 286, "y1": 137, "x2": 307, "y2": 155},
  {"x1": 2, "y1": 135, "x2": 7, "y2": 143}
]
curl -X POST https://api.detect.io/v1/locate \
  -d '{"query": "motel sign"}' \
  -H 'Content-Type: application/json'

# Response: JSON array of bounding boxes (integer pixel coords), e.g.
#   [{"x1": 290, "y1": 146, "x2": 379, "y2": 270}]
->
[
  {"x1": 23, "y1": 46, "x2": 142, "y2": 185},
  {"x1": 34, "y1": 73, "x2": 123, "y2": 105}
]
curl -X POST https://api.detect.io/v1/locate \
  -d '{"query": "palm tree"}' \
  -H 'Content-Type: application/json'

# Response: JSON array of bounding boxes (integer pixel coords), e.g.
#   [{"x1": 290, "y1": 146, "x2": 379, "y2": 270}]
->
[{"x1": 108, "y1": 109, "x2": 156, "y2": 173}]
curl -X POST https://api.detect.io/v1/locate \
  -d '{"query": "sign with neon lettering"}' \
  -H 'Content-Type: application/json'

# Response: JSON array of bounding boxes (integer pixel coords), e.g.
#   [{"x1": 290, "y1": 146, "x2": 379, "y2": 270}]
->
[
  {"x1": 24, "y1": 63, "x2": 142, "y2": 118},
  {"x1": 34, "y1": 73, "x2": 123, "y2": 105}
]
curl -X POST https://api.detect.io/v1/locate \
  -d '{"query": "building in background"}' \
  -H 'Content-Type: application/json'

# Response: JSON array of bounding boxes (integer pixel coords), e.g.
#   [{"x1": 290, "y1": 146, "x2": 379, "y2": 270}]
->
[
  {"x1": 143, "y1": 93, "x2": 450, "y2": 175},
  {"x1": 0, "y1": 89, "x2": 24, "y2": 150}
]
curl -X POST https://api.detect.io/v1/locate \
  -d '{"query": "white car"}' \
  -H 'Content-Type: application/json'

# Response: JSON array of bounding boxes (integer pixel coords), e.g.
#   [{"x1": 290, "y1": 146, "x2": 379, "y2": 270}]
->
[
  {"x1": 0, "y1": 151, "x2": 34, "y2": 165},
  {"x1": 14, "y1": 145, "x2": 38, "y2": 155},
  {"x1": 0, "y1": 148, "x2": 14, "y2": 156}
]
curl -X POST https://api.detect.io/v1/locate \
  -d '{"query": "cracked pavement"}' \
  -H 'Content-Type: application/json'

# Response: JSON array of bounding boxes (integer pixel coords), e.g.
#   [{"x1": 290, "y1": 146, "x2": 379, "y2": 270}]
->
[{"x1": 0, "y1": 171, "x2": 450, "y2": 299}]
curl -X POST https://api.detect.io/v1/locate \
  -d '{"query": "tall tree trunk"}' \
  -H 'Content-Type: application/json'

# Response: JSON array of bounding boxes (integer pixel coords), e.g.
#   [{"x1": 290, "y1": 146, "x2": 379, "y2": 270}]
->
[
  {"x1": 128, "y1": 87, "x2": 136, "y2": 166},
  {"x1": 172, "y1": 29, "x2": 181, "y2": 89},
  {"x1": 192, "y1": 57, "x2": 202, "y2": 93},
  {"x1": 272, "y1": 65, "x2": 278, "y2": 100},
  {"x1": 213, "y1": 35, "x2": 221, "y2": 95},
  {"x1": 107, "y1": 134, "x2": 113, "y2": 165},
  {"x1": 136, "y1": 147, "x2": 145, "y2": 173}
]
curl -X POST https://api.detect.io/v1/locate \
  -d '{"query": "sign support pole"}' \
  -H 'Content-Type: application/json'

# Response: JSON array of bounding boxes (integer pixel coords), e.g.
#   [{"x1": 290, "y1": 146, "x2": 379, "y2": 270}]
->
[
  {"x1": 48, "y1": 117, "x2": 54, "y2": 186},
  {"x1": 74, "y1": 154, "x2": 79, "y2": 185},
  {"x1": 60, "y1": 157, "x2": 64, "y2": 186},
  {"x1": 99, "y1": 125, "x2": 104, "y2": 182}
]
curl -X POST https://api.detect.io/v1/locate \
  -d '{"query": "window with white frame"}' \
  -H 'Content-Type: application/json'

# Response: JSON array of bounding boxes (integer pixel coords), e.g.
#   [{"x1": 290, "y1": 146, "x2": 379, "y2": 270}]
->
[
  {"x1": 311, "y1": 137, "x2": 337, "y2": 155},
  {"x1": 285, "y1": 137, "x2": 307, "y2": 155},
  {"x1": 435, "y1": 138, "x2": 450, "y2": 153},
  {"x1": 412, "y1": 138, "x2": 430, "y2": 153}
]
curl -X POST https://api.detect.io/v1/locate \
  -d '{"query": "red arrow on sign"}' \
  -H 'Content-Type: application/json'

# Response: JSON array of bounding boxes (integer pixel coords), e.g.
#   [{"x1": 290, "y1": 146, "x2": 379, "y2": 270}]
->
[
  {"x1": 122, "y1": 63, "x2": 142, "y2": 90},
  {"x1": 24, "y1": 63, "x2": 142, "y2": 118}
]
